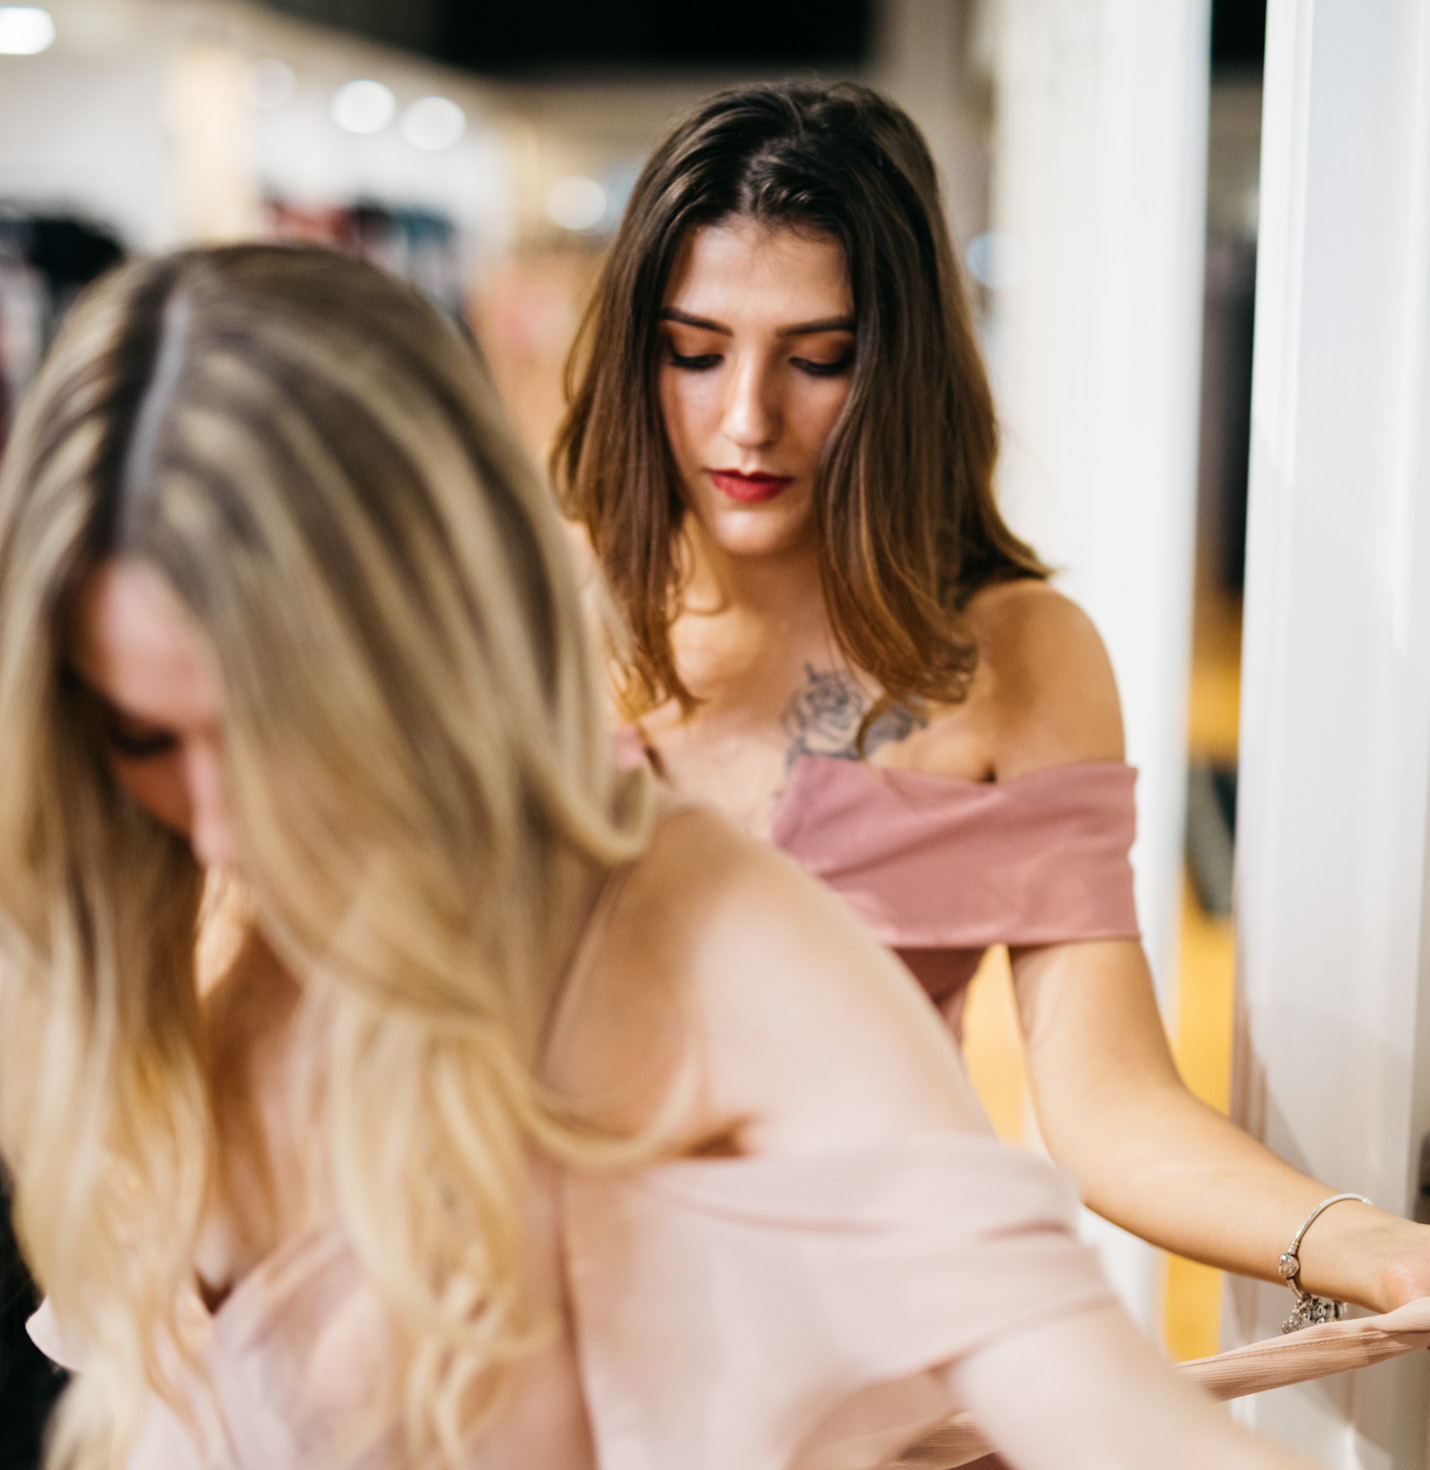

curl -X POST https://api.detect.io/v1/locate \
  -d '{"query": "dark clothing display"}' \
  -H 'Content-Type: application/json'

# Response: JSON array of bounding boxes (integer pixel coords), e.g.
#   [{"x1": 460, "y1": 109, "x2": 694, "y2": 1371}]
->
[
  {"x1": 0, "y1": 213, "x2": 125, "y2": 453},
  {"x1": 1, "y1": 1175, "x2": 63, "y2": 1468}
]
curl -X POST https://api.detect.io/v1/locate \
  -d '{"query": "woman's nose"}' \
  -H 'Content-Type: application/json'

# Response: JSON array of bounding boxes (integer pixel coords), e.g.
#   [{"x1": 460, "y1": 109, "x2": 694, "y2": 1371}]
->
[
  {"x1": 721, "y1": 354, "x2": 780, "y2": 449},
  {"x1": 184, "y1": 742, "x2": 236, "y2": 869}
]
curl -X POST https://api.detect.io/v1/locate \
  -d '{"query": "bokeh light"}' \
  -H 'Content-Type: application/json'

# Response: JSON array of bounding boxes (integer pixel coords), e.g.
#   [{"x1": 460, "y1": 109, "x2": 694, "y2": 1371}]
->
[
  {"x1": 246, "y1": 58, "x2": 296, "y2": 111},
  {"x1": 0, "y1": 6, "x2": 55, "y2": 55},
  {"x1": 546, "y1": 175, "x2": 607, "y2": 232},
  {"x1": 331, "y1": 79, "x2": 395, "y2": 135},
  {"x1": 401, "y1": 96, "x2": 466, "y2": 152}
]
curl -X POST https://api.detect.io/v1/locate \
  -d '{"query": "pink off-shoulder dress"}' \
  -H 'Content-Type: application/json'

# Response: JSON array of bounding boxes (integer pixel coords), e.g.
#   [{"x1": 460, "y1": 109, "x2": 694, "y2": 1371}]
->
[
  {"x1": 769, "y1": 755, "x2": 1140, "y2": 1033},
  {"x1": 615, "y1": 735, "x2": 1141, "y2": 1034},
  {"x1": 26, "y1": 798, "x2": 1123, "y2": 1470},
  {"x1": 31, "y1": 1139, "x2": 1114, "y2": 1469}
]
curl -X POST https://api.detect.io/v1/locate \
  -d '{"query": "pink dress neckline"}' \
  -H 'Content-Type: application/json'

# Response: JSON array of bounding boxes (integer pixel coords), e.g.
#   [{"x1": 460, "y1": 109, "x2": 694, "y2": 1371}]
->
[
  {"x1": 612, "y1": 729, "x2": 1141, "y2": 1029},
  {"x1": 765, "y1": 755, "x2": 1140, "y2": 1018}
]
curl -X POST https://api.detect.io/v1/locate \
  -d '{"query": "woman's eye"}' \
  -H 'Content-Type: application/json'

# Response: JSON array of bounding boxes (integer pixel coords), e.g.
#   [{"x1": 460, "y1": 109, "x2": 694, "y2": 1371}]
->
[
  {"x1": 667, "y1": 350, "x2": 722, "y2": 372},
  {"x1": 103, "y1": 726, "x2": 178, "y2": 761},
  {"x1": 792, "y1": 354, "x2": 854, "y2": 379}
]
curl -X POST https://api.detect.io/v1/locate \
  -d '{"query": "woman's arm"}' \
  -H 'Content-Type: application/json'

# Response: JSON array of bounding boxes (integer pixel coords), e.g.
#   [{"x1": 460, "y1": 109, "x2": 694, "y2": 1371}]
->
[
  {"x1": 946, "y1": 1300, "x2": 1315, "y2": 1470},
  {"x1": 1013, "y1": 934, "x2": 1430, "y2": 1310},
  {"x1": 976, "y1": 581, "x2": 1430, "y2": 1311}
]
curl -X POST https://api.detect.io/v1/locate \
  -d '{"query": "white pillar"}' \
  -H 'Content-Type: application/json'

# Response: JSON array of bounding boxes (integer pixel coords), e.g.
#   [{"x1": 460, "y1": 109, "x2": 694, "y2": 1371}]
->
[
  {"x1": 1230, "y1": 0, "x2": 1430, "y2": 1465},
  {"x1": 990, "y1": 0, "x2": 1211, "y2": 1327}
]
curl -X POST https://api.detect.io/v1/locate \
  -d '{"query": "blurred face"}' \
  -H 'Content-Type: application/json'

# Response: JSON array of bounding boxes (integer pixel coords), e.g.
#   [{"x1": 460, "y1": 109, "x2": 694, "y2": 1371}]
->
[
  {"x1": 69, "y1": 560, "x2": 237, "y2": 868},
  {"x1": 658, "y1": 219, "x2": 855, "y2": 562}
]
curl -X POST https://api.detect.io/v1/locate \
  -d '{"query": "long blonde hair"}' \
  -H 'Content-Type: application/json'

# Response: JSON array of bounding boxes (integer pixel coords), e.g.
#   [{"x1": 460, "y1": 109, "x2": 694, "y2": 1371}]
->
[{"x1": 0, "y1": 244, "x2": 654, "y2": 1466}]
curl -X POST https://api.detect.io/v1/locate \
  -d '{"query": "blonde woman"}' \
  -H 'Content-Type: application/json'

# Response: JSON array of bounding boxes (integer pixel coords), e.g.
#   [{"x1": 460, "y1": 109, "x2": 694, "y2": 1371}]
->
[{"x1": 0, "y1": 244, "x2": 1314, "y2": 1470}]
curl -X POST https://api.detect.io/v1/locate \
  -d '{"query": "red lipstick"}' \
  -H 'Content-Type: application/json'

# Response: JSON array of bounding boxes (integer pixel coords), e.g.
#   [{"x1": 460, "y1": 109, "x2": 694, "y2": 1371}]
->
[{"x1": 708, "y1": 469, "x2": 794, "y2": 504}]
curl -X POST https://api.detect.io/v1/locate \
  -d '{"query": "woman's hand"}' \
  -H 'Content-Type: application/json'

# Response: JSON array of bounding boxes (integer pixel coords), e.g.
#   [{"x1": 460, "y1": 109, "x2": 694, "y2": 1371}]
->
[
  {"x1": 1376, "y1": 1219, "x2": 1430, "y2": 1308},
  {"x1": 1299, "y1": 1207, "x2": 1430, "y2": 1315}
]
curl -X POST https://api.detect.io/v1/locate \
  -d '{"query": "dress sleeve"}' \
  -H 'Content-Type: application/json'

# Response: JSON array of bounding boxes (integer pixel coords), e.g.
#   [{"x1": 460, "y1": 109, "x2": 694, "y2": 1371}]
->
[
  {"x1": 771, "y1": 759, "x2": 1140, "y2": 952},
  {"x1": 561, "y1": 1135, "x2": 1114, "y2": 1470}
]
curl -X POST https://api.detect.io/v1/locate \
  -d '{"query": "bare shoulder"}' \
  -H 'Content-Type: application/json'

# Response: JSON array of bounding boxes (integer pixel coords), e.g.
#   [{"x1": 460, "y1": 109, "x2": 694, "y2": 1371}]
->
[
  {"x1": 550, "y1": 803, "x2": 987, "y2": 1155},
  {"x1": 965, "y1": 579, "x2": 1125, "y2": 776}
]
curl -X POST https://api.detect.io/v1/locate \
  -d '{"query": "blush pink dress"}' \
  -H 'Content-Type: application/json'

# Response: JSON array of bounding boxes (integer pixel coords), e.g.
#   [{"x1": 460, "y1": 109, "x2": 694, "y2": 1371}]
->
[
  {"x1": 27, "y1": 810, "x2": 1121, "y2": 1470},
  {"x1": 612, "y1": 733, "x2": 1141, "y2": 1036},
  {"x1": 767, "y1": 756, "x2": 1139, "y2": 1033},
  {"x1": 30, "y1": 1138, "x2": 1116, "y2": 1469},
  {"x1": 35, "y1": 1136, "x2": 1430, "y2": 1470}
]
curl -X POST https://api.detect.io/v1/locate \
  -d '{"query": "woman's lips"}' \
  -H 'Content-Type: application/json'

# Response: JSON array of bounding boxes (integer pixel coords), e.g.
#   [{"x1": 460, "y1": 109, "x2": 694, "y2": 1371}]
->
[{"x1": 708, "y1": 469, "x2": 795, "y2": 504}]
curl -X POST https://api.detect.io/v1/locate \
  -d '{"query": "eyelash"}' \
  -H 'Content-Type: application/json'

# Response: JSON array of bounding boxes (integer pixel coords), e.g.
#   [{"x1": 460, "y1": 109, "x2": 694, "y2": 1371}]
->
[
  {"x1": 792, "y1": 354, "x2": 854, "y2": 378},
  {"x1": 665, "y1": 350, "x2": 855, "y2": 378},
  {"x1": 667, "y1": 351, "x2": 722, "y2": 372},
  {"x1": 103, "y1": 727, "x2": 178, "y2": 761}
]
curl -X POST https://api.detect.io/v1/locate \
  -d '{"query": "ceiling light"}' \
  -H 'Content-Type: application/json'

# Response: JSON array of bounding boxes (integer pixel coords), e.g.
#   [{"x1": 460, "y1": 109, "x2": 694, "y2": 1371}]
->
[
  {"x1": 0, "y1": 7, "x2": 55, "y2": 55},
  {"x1": 401, "y1": 95, "x2": 466, "y2": 152},
  {"x1": 332, "y1": 79, "x2": 395, "y2": 135}
]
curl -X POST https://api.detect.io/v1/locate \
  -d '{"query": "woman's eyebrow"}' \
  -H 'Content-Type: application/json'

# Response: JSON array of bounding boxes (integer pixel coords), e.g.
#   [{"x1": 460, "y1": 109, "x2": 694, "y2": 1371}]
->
[
  {"x1": 659, "y1": 307, "x2": 856, "y2": 337},
  {"x1": 776, "y1": 316, "x2": 855, "y2": 338},
  {"x1": 659, "y1": 307, "x2": 731, "y2": 334}
]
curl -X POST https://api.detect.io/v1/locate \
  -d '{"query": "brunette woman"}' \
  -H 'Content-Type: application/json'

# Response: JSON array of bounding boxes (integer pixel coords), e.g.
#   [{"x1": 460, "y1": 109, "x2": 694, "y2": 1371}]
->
[{"x1": 554, "y1": 79, "x2": 1430, "y2": 1326}]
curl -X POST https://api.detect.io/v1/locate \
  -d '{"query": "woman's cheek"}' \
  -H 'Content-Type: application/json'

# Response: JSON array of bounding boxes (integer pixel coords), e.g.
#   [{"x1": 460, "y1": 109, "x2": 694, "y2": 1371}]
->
[
  {"x1": 659, "y1": 373, "x2": 713, "y2": 471},
  {"x1": 657, "y1": 373, "x2": 689, "y2": 457},
  {"x1": 809, "y1": 381, "x2": 853, "y2": 449}
]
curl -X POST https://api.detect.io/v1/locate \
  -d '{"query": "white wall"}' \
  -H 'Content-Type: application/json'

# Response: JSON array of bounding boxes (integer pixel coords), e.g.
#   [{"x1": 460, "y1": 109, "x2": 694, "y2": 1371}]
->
[
  {"x1": 0, "y1": 4, "x2": 174, "y2": 250},
  {"x1": 989, "y1": 0, "x2": 1212, "y2": 1326},
  {"x1": 1230, "y1": 0, "x2": 1430, "y2": 1465}
]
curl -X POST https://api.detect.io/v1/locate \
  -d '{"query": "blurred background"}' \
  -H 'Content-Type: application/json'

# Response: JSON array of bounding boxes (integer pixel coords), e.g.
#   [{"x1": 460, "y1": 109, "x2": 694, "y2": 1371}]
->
[{"x1": 0, "y1": 0, "x2": 1265, "y2": 1455}]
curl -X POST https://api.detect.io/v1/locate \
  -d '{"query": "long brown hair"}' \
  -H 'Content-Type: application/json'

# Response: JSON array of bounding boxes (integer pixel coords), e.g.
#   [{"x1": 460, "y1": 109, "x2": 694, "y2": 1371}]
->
[{"x1": 553, "y1": 79, "x2": 1046, "y2": 721}]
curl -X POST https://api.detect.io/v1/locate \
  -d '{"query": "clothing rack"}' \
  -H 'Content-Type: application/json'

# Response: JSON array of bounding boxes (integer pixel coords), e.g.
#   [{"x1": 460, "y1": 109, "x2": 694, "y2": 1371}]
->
[{"x1": 0, "y1": 211, "x2": 125, "y2": 454}]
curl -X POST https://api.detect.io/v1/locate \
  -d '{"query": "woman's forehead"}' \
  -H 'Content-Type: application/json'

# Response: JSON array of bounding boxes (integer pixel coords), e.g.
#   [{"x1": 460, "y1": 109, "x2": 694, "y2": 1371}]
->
[
  {"x1": 69, "y1": 560, "x2": 220, "y2": 728},
  {"x1": 664, "y1": 221, "x2": 852, "y2": 326}
]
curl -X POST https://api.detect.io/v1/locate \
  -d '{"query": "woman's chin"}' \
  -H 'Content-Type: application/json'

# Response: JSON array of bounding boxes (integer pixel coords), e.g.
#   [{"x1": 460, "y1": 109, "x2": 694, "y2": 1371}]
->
[{"x1": 698, "y1": 502, "x2": 817, "y2": 563}]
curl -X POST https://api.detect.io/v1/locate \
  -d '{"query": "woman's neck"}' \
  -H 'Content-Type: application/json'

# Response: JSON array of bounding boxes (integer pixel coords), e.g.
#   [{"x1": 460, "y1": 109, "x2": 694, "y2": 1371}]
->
[
  {"x1": 661, "y1": 525, "x2": 845, "y2": 727},
  {"x1": 680, "y1": 521, "x2": 828, "y2": 632}
]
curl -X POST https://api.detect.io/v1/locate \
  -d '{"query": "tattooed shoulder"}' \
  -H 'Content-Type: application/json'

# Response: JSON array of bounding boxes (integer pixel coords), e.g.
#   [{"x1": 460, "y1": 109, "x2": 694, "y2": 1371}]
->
[{"x1": 779, "y1": 664, "x2": 927, "y2": 770}]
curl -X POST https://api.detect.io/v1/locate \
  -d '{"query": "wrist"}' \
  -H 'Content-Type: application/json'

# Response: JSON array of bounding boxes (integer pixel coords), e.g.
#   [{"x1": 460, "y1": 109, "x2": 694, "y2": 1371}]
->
[
  {"x1": 1368, "y1": 1215, "x2": 1430, "y2": 1313},
  {"x1": 1295, "y1": 1202, "x2": 1421, "y2": 1314},
  {"x1": 1277, "y1": 1193, "x2": 1372, "y2": 1329}
]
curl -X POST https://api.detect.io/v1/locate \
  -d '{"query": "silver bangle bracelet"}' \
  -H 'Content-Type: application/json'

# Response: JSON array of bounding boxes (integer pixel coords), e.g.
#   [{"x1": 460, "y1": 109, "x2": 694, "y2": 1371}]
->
[{"x1": 1278, "y1": 1192, "x2": 1372, "y2": 1333}]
